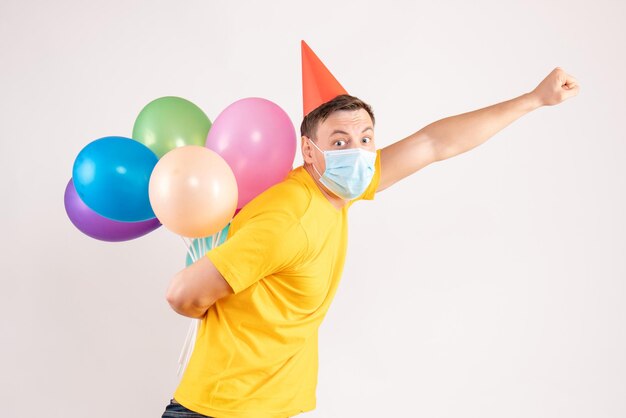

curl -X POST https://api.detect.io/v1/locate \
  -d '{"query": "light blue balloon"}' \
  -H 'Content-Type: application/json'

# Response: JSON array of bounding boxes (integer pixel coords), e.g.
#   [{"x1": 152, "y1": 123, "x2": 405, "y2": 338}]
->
[
  {"x1": 72, "y1": 136, "x2": 158, "y2": 222},
  {"x1": 185, "y1": 223, "x2": 231, "y2": 267}
]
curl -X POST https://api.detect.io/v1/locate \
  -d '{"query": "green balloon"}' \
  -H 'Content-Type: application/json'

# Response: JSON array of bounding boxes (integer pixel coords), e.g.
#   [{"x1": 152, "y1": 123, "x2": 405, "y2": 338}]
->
[{"x1": 132, "y1": 96, "x2": 212, "y2": 158}]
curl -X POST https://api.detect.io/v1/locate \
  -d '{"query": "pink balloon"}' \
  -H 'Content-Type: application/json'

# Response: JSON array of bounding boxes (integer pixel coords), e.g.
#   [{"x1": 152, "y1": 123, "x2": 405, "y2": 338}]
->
[{"x1": 205, "y1": 97, "x2": 296, "y2": 208}]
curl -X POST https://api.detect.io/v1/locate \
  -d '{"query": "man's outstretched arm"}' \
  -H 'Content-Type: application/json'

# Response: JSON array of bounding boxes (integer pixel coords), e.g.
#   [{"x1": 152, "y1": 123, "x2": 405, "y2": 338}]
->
[{"x1": 377, "y1": 67, "x2": 580, "y2": 192}]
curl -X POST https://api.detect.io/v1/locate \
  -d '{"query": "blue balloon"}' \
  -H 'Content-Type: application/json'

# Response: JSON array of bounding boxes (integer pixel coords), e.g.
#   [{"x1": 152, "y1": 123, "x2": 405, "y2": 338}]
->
[
  {"x1": 72, "y1": 136, "x2": 159, "y2": 222},
  {"x1": 185, "y1": 223, "x2": 231, "y2": 267}
]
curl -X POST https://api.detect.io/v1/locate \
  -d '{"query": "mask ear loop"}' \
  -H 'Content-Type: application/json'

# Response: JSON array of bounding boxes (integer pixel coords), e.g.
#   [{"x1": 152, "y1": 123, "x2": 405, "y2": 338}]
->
[{"x1": 307, "y1": 138, "x2": 324, "y2": 178}]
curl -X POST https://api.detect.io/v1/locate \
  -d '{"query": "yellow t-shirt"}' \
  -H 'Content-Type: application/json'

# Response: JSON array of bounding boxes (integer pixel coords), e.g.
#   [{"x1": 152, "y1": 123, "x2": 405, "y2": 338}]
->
[{"x1": 173, "y1": 149, "x2": 382, "y2": 418}]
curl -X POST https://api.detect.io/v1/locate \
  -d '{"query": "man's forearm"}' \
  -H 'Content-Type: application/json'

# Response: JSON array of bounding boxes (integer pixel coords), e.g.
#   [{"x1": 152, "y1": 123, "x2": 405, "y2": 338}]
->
[{"x1": 423, "y1": 92, "x2": 542, "y2": 162}]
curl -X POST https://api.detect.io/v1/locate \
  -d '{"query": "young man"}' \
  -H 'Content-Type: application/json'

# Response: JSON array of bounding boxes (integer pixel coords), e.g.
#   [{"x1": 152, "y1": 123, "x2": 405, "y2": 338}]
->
[{"x1": 162, "y1": 41, "x2": 580, "y2": 418}]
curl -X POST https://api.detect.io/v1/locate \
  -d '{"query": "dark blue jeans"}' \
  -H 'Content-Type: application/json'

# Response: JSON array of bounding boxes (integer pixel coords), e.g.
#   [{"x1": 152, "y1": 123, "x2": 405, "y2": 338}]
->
[{"x1": 161, "y1": 398, "x2": 214, "y2": 418}]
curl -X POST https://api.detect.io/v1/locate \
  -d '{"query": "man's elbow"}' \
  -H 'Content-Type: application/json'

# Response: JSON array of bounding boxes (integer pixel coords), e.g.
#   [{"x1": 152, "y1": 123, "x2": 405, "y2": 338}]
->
[
  {"x1": 165, "y1": 257, "x2": 234, "y2": 318},
  {"x1": 166, "y1": 290, "x2": 213, "y2": 319},
  {"x1": 165, "y1": 274, "x2": 214, "y2": 319}
]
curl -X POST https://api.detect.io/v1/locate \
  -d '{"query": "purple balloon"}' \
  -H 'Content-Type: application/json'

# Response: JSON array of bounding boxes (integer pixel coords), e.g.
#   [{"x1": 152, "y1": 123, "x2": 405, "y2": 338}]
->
[
  {"x1": 206, "y1": 97, "x2": 296, "y2": 209},
  {"x1": 64, "y1": 178, "x2": 161, "y2": 242}
]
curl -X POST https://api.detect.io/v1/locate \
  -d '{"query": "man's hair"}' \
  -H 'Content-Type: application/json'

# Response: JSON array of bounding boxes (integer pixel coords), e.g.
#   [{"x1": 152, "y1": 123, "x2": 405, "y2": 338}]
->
[{"x1": 300, "y1": 94, "x2": 375, "y2": 141}]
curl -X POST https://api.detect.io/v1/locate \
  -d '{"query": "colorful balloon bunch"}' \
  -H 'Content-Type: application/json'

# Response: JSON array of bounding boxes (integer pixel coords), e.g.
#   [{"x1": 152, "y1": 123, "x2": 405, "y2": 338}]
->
[{"x1": 65, "y1": 95, "x2": 297, "y2": 245}]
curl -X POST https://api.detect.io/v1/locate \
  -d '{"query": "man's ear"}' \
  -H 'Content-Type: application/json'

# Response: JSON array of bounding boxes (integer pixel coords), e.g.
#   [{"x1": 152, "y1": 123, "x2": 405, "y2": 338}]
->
[{"x1": 302, "y1": 136, "x2": 313, "y2": 163}]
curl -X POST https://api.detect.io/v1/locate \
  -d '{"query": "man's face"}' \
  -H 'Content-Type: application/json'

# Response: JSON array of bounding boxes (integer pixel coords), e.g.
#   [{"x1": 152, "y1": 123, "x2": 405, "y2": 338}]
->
[{"x1": 301, "y1": 108, "x2": 376, "y2": 175}]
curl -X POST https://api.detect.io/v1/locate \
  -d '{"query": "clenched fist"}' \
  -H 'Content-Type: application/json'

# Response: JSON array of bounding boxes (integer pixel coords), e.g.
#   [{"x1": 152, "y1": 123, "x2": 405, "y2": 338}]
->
[{"x1": 530, "y1": 67, "x2": 580, "y2": 107}]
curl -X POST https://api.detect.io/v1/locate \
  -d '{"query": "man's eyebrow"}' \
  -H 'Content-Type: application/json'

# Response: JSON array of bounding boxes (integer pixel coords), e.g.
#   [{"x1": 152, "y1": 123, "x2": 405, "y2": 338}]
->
[{"x1": 329, "y1": 127, "x2": 374, "y2": 136}]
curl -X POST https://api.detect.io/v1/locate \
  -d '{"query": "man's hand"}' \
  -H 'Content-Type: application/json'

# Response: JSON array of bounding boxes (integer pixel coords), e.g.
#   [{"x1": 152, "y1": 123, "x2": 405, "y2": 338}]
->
[{"x1": 530, "y1": 67, "x2": 580, "y2": 107}]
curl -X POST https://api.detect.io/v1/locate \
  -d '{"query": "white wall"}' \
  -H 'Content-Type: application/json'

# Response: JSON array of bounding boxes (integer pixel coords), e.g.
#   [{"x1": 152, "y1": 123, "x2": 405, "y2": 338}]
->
[{"x1": 1, "y1": 0, "x2": 624, "y2": 416}]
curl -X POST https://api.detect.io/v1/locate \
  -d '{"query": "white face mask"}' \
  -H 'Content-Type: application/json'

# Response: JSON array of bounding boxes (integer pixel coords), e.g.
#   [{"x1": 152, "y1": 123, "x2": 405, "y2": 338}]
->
[{"x1": 308, "y1": 139, "x2": 377, "y2": 200}]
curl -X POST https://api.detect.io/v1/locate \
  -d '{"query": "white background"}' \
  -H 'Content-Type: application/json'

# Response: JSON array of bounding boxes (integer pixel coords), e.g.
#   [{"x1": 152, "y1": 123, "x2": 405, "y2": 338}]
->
[{"x1": 1, "y1": 0, "x2": 624, "y2": 417}]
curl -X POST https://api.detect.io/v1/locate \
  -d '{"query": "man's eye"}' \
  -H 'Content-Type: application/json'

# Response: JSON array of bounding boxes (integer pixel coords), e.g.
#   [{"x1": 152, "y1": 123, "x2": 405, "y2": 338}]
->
[
  {"x1": 334, "y1": 140, "x2": 346, "y2": 146},
  {"x1": 362, "y1": 137, "x2": 371, "y2": 143}
]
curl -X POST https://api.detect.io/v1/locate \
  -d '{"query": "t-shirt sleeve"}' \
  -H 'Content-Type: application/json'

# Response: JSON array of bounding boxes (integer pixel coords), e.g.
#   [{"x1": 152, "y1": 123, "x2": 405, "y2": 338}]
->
[
  {"x1": 349, "y1": 148, "x2": 382, "y2": 206},
  {"x1": 205, "y1": 212, "x2": 309, "y2": 295}
]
